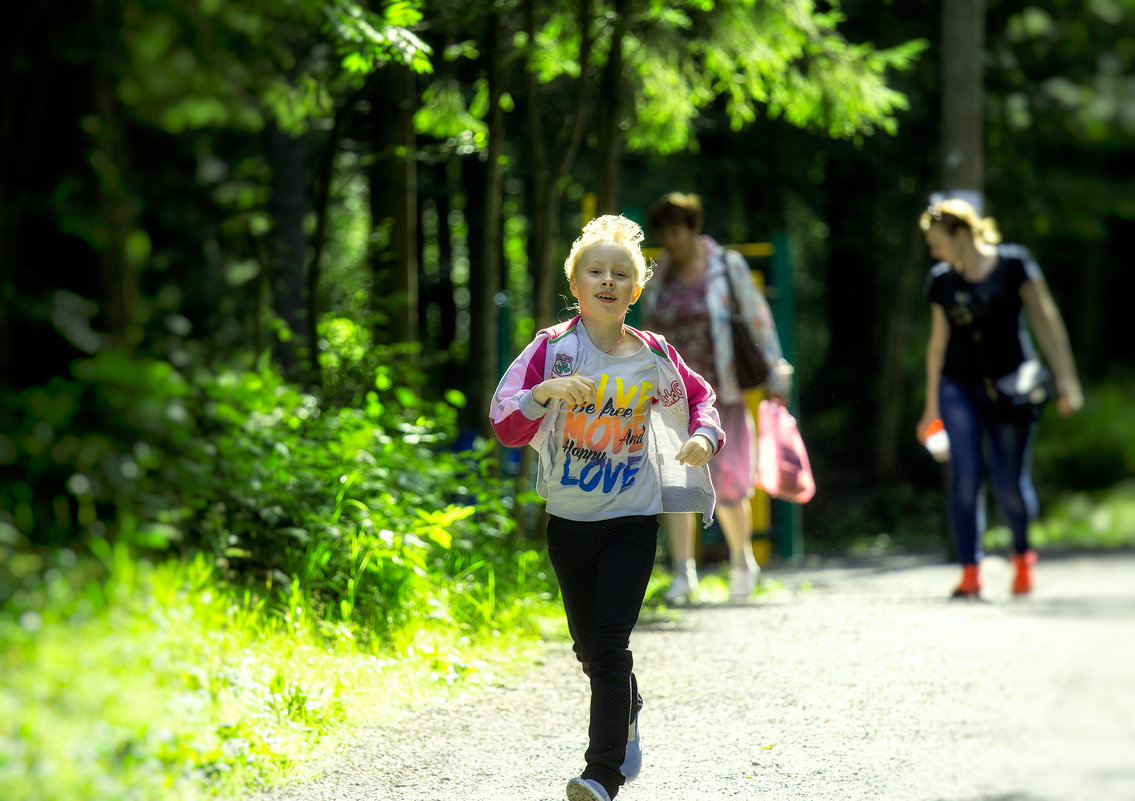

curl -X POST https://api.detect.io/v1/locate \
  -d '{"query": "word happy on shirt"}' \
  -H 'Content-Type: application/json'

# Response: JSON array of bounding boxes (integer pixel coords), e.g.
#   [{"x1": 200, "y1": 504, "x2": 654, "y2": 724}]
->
[{"x1": 559, "y1": 372, "x2": 653, "y2": 494}]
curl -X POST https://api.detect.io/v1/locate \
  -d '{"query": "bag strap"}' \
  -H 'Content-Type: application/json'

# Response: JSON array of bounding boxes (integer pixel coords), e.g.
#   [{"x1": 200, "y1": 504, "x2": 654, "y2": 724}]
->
[{"x1": 720, "y1": 256, "x2": 743, "y2": 318}]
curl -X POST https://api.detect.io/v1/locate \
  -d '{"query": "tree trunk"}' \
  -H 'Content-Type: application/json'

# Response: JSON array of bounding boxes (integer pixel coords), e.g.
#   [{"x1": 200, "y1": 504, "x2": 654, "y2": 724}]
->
[
  {"x1": 267, "y1": 123, "x2": 310, "y2": 384},
  {"x1": 516, "y1": 0, "x2": 596, "y2": 539},
  {"x1": 820, "y1": 155, "x2": 877, "y2": 402},
  {"x1": 594, "y1": 0, "x2": 628, "y2": 215},
  {"x1": 941, "y1": 0, "x2": 985, "y2": 203},
  {"x1": 370, "y1": 63, "x2": 419, "y2": 346},
  {"x1": 308, "y1": 83, "x2": 368, "y2": 389},
  {"x1": 525, "y1": 0, "x2": 593, "y2": 329},
  {"x1": 92, "y1": 0, "x2": 139, "y2": 351},
  {"x1": 874, "y1": 223, "x2": 929, "y2": 478},
  {"x1": 874, "y1": 2, "x2": 987, "y2": 473},
  {"x1": 474, "y1": 13, "x2": 506, "y2": 432}
]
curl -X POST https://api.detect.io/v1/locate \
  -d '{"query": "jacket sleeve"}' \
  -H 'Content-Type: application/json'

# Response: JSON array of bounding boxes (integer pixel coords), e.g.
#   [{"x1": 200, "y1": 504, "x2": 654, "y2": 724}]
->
[
  {"x1": 488, "y1": 334, "x2": 551, "y2": 448},
  {"x1": 667, "y1": 342, "x2": 726, "y2": 455},
  {"x1": 727, "y1": 249, "x2": 792, "y2": 397}
]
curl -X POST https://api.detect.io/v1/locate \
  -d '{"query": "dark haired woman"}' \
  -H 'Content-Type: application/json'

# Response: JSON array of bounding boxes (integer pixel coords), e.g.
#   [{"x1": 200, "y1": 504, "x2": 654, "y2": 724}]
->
[{"x1": 641, "y1": 192, "x2": 793, "y2": 602}]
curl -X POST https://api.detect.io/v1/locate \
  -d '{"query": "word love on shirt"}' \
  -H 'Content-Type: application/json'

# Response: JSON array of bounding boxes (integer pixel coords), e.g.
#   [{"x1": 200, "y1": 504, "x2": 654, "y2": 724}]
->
[{"x1": 559, "y1": 376, "x2": 652, "y2": 494}]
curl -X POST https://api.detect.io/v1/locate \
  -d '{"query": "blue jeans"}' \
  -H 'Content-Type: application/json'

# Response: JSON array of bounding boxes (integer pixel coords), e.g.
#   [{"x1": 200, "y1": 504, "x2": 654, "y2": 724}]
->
[
  {"x1": 939, "y1": 377, "x2": 1039, "y2": 565},
  {"x1": 546, "y1": 514, "x2": 657, "y2": 797}
]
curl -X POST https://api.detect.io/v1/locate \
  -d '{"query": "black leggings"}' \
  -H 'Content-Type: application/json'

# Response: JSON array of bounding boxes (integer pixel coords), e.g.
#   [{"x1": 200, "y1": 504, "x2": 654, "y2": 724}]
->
[{"x1": 546, "y1": 514, "x2": 658, "y2": 797}]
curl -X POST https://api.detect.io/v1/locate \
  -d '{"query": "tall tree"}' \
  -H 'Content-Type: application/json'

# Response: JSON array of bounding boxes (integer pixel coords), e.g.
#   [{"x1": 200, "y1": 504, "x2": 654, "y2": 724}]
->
[
  {"x1": 268, "y1": 122, "x2": 312, "y2": 383},
  {"x1": 941, "y1": 0, "x2": 986, "y2": 202},
  {"x1": 594, "y1": 0, "x2": 629, "y2": 215},
  {"x1": 475, "y1": 12, "x2": 508, "y2": 429},
  {"x1": 523, "y1": 0, "x2": 594, "y2": 329},
  {"x1": 370, "y1": 63, "x2": 421, "y2": 346},
  {"x1": 874, "y1": 0, "x2": 986, "y2": 478},
  {"x1": 585, "y1": 0, "x2": 927, "y2": 230}
]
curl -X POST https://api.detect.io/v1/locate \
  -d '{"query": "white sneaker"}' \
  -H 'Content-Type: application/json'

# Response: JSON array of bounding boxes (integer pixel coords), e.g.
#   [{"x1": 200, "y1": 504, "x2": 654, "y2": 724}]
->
[
  {"x1": 664, "y1": 567, "x2": 699, "y2": 604},
  {"x1": 567, "y1": 777, "x2": 611, "y2": 801},
  {"x1": 729, "y1": 562, "x2": 760, "y2": 599},
  {"x1": 621, "y1": 707, "x2": 641, "y2": 781}
]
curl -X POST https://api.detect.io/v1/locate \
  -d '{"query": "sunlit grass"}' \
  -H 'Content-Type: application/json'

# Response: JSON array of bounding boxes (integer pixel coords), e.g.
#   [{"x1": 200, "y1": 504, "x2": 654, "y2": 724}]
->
[
  {"x1": 986, "y1": 480, "x2": 1135, "y2": 552},
  {"x1": 0, "y1": 550, "x2": 563, "y2": 801}
]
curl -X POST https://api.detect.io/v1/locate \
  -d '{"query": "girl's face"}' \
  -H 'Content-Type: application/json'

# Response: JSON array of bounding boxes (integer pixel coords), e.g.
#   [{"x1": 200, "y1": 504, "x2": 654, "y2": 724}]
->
[
  {"x1": 658, "y1": 223, "x2": 699, "y2": 262},
  {"x1": 570, "y1": 242, "x2": 641, "y2": 321}
]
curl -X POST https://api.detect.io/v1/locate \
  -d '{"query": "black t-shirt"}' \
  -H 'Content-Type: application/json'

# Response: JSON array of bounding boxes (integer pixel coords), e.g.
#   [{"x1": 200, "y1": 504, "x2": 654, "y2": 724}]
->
[{"x1": 925, "y1": 243, "x2": 1042, "y2": 385}]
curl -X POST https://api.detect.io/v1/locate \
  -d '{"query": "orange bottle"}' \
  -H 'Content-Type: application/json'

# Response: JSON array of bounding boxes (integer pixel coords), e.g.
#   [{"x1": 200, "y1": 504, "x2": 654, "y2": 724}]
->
[{"x1": 921, "y1": 418, "x2": 950, "y2": 463}]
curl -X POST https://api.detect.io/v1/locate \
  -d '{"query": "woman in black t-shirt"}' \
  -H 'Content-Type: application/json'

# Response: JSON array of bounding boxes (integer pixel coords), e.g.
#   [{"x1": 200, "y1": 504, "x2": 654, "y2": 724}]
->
[{"x1": 917, "y1": 199, "x2": 1083, "y2": 599}]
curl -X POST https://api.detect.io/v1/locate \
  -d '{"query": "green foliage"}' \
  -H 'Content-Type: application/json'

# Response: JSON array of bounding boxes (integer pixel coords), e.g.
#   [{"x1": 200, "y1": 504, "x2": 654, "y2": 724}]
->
[
  {"x1": 986, "y1": 481, "x2": 1135, "y2": 552},
  {"x1": 415, "y1": 78, "x2": 491, "y2": 145},
  {"x1": 327, "y1": 0, "x2": 433, "y2": 76},
  {"x1": 117, "y1": 0, "x2": 432, "y2": 135},
  {"x1": 0, "y1": 552, "x2": 561, "y2": 801},
  {"x1": 0, "y1": 323, "x2": 552, "y2": 642},
  {"x1": 1032, "y1": 481, "x2": 1135, "y2": 549},
  {"x1": 0, "y1": 347, "x2": 197, "y2": 555},
  {"x1": 987, "y1": 0, "x2": 1135, "y2": 246},
  {"x1": 0, "y1": 332, "x2": 559, "y2": 798},
  {"x1": 999, "y1": 0, "x2": 1135, "y2": 144},
  {"x1": 510, "y1": 0, "x2": 924, "y2": 157},
  {"x1": 1, "y1": 555, "x2": 333, "y2": 800},
  {"x1": 623, "y1": 0, "x2": 927, "y2": 154},
  {"x1": 1033, "y1": 376, "x2": 1135, "y2": 493}
]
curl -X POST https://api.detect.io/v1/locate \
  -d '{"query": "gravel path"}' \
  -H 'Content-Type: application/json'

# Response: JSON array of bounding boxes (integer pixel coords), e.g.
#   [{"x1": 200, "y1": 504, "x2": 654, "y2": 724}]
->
[{"x1": 253, "y1": 552, "x2": 1135, "y2": 801}]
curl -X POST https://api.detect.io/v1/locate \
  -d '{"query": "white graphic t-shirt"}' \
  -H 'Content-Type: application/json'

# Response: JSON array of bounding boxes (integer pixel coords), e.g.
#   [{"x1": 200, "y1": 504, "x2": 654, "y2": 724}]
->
[{"x1": 546, "y1": 323, "x2": 662, "y2": 522}]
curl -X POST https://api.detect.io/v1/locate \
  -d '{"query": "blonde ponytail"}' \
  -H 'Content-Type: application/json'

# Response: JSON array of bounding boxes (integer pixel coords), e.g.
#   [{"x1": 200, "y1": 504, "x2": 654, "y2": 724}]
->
[{"x1": 921, "y1": 198, "x2": 1001, "y2": 244}]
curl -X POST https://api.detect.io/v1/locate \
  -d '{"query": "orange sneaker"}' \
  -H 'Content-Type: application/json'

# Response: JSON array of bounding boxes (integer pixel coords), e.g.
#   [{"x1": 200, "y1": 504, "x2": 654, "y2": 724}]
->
[
  {"x1": 1012, "y1": 550, "x2": 1037, "y2": 595},
  {"x1": 951, "y1": 564, "x2": 981, "y2": 598}
]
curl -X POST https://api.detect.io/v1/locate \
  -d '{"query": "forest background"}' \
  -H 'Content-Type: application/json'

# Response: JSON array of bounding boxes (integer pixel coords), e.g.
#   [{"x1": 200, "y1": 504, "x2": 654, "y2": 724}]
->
[{"x1": 2, "y1": 1, "x2": 1134, "y2": 800}]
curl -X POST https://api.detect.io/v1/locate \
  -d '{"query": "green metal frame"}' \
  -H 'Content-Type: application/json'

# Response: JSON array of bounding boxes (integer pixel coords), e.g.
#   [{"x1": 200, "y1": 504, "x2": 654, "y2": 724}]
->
[{"x1": 769, "y1": 231, "x2": 803, "y2": 562}]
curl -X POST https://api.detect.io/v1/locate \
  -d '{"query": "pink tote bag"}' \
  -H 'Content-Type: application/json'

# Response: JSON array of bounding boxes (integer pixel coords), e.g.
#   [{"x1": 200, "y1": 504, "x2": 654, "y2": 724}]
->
[{"x1": 756, "y1": 400, "x2": 816, "y2": 504}]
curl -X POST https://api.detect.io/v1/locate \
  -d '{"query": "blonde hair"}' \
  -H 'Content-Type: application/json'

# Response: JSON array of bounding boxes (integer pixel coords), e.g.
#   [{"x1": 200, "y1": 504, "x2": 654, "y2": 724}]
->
[
  {"x1": 562, "y1": 214, "x2": 654, "y2": 287},
  {"x1": 920, "y1": 198, "x2": 1002, "y2": 244}
]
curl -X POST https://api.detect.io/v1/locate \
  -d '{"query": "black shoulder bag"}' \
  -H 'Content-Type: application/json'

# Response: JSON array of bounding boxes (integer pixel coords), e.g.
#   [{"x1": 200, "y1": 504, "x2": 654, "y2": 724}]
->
[
  {"x1": 723, "y1": 264, "x2": 771, "y2": 390},
  {"x1": 969, "y1": 327, "x2": 1055, "y2": 413}
]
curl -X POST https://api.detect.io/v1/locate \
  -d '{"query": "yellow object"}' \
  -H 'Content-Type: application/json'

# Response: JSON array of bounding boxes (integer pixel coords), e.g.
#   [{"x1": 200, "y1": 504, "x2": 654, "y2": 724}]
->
[
  {"x1": 747, "y1": 269, "x2": 771, "y2": 556},
  {"x1": 752, "y1": 537, "x2": 771, "y2": 566}
]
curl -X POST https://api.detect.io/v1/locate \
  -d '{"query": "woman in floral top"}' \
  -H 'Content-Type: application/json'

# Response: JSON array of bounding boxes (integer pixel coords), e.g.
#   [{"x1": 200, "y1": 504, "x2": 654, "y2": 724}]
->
[{"x1": 641, "y1": 192, "x2": 793, "y2": 602}]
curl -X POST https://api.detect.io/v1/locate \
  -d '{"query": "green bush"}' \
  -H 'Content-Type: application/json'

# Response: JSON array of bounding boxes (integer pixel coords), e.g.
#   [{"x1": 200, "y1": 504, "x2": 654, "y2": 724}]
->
[
  {"x1": 0, "y1": 329, "x2": 561, "y2": 801},
  {"x1": 1, "y1": 335, "x2": 553, "y2": 646},
  {"x1": 1033, "y1": 375, "x2": 1135, "y2": 495}
]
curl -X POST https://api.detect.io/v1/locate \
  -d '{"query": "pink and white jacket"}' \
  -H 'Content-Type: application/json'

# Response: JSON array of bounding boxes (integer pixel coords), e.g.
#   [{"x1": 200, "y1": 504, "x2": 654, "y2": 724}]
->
[{"x1": 488, "y1": 316, "x2": 726, "y2": 526}]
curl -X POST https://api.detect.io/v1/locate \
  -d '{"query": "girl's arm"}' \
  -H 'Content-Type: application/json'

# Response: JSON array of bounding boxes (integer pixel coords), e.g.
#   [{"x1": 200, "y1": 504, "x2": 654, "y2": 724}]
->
[
  {"x1": 668, "y1": 342, "x2": 726, "y2": 455},
  {"x1": 1020, "y1": 275, "x2": 1083, "y2": 415},
  {"x1": 489, "y1": 336, "x2": 551, "y2": 447},
  {"x1": 917, "y1": 303, "x2": 949, "y2": 439}
]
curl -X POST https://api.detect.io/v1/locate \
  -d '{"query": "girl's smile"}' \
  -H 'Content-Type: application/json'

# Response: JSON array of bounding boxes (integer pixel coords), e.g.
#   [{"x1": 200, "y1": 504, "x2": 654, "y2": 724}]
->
[{"x1": 570, "y1": 242, "x2": 642, "y2": 317}]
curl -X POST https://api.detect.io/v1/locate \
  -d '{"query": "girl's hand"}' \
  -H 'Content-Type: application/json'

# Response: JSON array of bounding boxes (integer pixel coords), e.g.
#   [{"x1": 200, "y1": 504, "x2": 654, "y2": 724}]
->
[
  {"x1": 535, "y1": 376, "x2": 596, "y2": 407},
  {"x1": 675, "y1": 434, "x2": 714, "y2": 467}
]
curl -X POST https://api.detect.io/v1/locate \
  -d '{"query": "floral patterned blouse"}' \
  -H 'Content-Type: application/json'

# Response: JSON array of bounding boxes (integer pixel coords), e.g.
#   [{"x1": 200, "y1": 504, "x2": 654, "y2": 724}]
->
[
  {"x1": 648, "y1": 271, "x2": 719, "y2": 390},
  {"x1": 641, "y1": 235, "x2": 790, "y2": 406}
]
